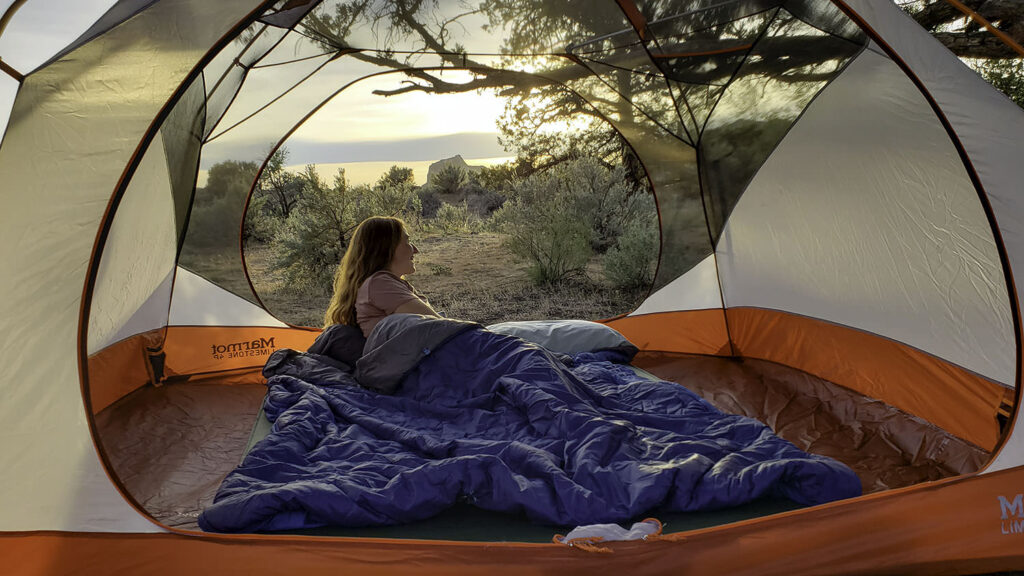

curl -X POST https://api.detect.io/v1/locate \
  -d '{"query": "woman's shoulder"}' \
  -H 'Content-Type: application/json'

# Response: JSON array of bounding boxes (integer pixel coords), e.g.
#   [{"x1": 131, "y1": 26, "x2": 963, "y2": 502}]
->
[
  {"x1": 362, "y1": 270, "x2": 407, "y2": 287},
  {"x1": 360, "y1": 270, "x2": 413, "y2": 296}
]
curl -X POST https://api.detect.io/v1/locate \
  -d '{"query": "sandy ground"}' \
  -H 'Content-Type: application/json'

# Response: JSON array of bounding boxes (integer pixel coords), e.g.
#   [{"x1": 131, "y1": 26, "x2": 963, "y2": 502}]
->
[{"x1": 245, "y1": 231, "x2": 647, "y2": 327}]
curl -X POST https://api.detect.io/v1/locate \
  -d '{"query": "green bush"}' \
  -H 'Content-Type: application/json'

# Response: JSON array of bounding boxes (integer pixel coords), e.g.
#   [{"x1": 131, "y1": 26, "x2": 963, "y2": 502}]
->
[
  {"x1": 418, "y1": 187, "x2": 442, "y2": 218},
  {"x1": 603, "y1": 218, "x2": 659, "y2": 289},
  {"x1": 558, "y1": 157, "x2": 646, "y2": 253},
  {"x1": 430, "y1": 163, "x2": 467, "y2": 195},
  {"x1": 476, "y1": 162, "x2": 521, "y2": 194},
  {"x1": 268, "y1": 165, "x2": 425, "y2": 294},
  {"x1": 499, "y1": 170, "x2": 593, "y2": 284},
  {"x1": 270, "y1": 166, "x2": 358, "y2": 295},
  {"x1": 498, "y1": 156, "x2": 658, "y2": 285},
  {"x1": 505, "y1": 208, "x2": 592, "y2": 285},
  {"x1": 434, "y1": 202, "x2": 472, "y2": 235},
  {"x1": 466, "y1": 187, "x2": 506, "y2": 216},
  {"x1": 245, "y1": 194, "x2": 283, "y2": 243},
  {"x1": 353, "y1": 181, "x2": 422, "y2": 226},
  {"x1": 183, "y1": 160, "x2": 259, "y2": 251}
]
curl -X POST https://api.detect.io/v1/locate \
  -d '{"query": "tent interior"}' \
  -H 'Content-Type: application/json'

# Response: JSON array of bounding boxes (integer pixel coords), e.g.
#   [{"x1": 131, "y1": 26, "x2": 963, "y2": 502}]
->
[{"x1": 41, "y1": 0, "x2": 1016, "y2": 538}]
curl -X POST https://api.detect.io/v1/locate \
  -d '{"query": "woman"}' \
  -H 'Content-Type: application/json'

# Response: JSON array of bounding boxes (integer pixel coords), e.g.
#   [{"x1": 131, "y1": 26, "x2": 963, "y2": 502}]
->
[{"x1": 324, "y1": 216, "x2": 438, "y2": 338}]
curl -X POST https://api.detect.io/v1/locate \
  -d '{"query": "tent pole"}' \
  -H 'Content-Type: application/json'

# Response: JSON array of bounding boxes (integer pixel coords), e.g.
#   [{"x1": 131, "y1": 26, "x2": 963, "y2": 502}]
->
[
  {"x1": 0, "y1": 57, "x2": 22, "y2": 82},
  {"x1": 0, "y1": 0, "x2": 27, "y2": 41}
]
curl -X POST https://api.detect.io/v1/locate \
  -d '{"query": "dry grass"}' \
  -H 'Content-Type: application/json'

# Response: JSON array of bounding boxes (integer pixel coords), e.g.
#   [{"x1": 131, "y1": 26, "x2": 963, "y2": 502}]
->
[{"x1": 243, "y1": 231, "x2": 648, "y2": 328}]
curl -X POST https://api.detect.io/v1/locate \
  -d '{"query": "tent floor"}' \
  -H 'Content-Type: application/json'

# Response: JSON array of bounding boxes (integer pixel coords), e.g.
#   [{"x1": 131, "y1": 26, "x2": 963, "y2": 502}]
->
[{"x1": 94, "y1": 352, "x2": 989, "y2": 538}]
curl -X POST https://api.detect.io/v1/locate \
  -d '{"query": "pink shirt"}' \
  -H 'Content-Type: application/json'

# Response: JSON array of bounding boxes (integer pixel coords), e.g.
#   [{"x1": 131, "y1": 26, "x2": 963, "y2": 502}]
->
[{"x1": 355, "y1": 271, "x2": 425, "y2": 337}]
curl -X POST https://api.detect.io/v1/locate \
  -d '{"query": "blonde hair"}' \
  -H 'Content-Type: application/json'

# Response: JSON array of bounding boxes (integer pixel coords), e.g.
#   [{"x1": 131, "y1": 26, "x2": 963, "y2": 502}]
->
[{"x1": 323, "y1": 216, "x2": 406, "y2": 328}]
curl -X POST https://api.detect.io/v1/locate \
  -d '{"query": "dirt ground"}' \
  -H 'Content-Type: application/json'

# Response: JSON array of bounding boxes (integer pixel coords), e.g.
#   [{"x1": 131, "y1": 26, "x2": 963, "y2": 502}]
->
[{"x1": 245, "y1": 231, "x2": 648, "y2": 328}]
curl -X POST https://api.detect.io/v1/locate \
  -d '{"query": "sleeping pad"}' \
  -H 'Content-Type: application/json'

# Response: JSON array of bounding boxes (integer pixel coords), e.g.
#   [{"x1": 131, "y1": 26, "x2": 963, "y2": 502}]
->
[{"x1": 198, "y1": 315, "x2": 861, "y2": 533}]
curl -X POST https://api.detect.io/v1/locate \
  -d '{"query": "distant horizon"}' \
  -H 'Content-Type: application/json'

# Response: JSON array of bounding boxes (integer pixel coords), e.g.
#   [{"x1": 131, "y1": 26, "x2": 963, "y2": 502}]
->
[{"x1": 196, "y1": 154, "x2": 515, "y2": 189}]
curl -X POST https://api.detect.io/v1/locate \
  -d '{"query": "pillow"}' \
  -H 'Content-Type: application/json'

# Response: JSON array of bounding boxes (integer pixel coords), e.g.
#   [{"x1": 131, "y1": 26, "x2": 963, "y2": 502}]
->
[
  {"x1": 486, "y1": 319, "x2": 637, "y2": 357},
  {"x1": 307, "y1": 323, "x2": 367, "y2": 367}
]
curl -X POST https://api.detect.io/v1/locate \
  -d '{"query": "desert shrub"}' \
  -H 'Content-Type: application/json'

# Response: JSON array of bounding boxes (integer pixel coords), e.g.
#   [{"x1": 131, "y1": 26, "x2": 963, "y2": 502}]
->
[
  {"x1": 256, "y1": 147, "x2": 304, "y2": 218},
  {"x1": 270, "y1": 166, "x2": 358, "y2": 294},
  {"x1": 433, "y1": 202, "x2": 472, "y2": 235},
  {"x1": 430, "y1": 164, "x2": 467, "y2": 195},
  {"x1": 353, "y1": 180, "x2": 422, "y2": 226},
  {"x1": 268, "y1": 162, "x2": 424, "y2": 295},
  {"x1": 476, "y1": 162, "x2": 521, "y2": 194},
  {"x1": 182, "y1": 160, "x2": 259, "y2": 252},
  {"x1": 245, "y1": 194, "x2": 282, "y2": 243},
  {"x1": 466, "y1": 187, "x2": 506, "y2": 216},
  {"x1": 558, "y1": 157, "x2": 647, "y2": 253},
  {"x1": 499, "y1": 156, "x2": 658, "y2": 285},
  {"x1": 505, "y1": 209, "x2": 592, "y2": 285},
  {"x1": 377, "y1": 165, "x2": 415, "y2": 189},
  {"x1": 500, "y1": 171, "x2": 593, "y2": 284},
  {"x1": 603, "y1": 218, "x2": 659, "y2": 289},
  {"x1": 418, "y1": 187, "x2": 442, "y2": 219},
  {"x1": 430, "y1": 263, "x2": 453, "y2": 276}
]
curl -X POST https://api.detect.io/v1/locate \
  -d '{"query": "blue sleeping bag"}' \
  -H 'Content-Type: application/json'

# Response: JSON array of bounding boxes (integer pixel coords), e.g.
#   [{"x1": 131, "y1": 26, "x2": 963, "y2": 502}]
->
[{"x1": 198, "y1": 317, "x2": 861, "y2": 533}]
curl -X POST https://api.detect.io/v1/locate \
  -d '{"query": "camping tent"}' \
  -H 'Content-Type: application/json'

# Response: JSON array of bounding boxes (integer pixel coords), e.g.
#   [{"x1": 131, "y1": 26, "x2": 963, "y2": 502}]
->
[{"x1": 1, "y1": 0, "x2": 1024, "y2": 573}]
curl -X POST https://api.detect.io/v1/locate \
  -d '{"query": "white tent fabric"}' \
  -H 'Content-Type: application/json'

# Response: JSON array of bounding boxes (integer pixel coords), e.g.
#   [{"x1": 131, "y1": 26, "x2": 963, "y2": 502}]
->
[
  {"x1": 101, "y1": 270, "x2": 175, "y2": 350},
  {"x1": 837, "y1": 0, "x2": 1024, "y2": 473},
  {"x1": 716, "y1": 46, "x2": 1014, "y2": 386},
  {"x1": 630, "y1": 253, "x2": 722, "y2": 316},
  {"x1": 0, "y1": 0, "x2": 262, "y2": 531},
  {"x1": 0, "y1": 74, "x2": 15, "y2": 142},
  {"x1": 88, "y1": 134, "x2": 177, "y2": 354},
  {"x1": 169, "y1": 267, "x2": 288, "y2": 328}
]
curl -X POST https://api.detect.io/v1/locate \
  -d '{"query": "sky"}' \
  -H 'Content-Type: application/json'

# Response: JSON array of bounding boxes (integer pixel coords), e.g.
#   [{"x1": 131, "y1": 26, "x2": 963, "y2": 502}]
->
[
  {"x1": 0, "y1": 0, "x2": 121, "y2": 131},
  {"x1": 0, "y1": 0, "x2": 513, "y2": 186}
]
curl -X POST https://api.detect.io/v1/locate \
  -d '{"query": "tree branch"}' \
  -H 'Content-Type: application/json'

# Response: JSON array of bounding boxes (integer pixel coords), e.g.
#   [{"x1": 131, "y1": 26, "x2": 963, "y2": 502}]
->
[{"x1": 932, "y1": 30, "x2": 1023, "y2": 58}]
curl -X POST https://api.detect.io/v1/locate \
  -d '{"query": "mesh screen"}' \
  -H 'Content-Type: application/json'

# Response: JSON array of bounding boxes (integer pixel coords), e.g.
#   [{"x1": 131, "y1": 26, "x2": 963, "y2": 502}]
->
[
  {"x1": 783, "y1": 0, "x2": 867, "y2": 42},
  {"x1": 634, "y1": 0, "x2": 781, "y2": 26},
  {"x1": 179, "y1": 0, "x2": 870, "y2": 302},
  {"x1": 203, "y1": 18, "x2": 294, "y2": 140},
  {"x1": 254, "y1": 27, "x2": 335, "y2": 67},
  {"x1": 203, "y1": 49, "x2": 252, "y2": 140},
  {"x1": 575, "y1": 55, "x2": 692, "y2": 145},
  {"x1": 558, "y1": 68, "x2": 705, "y2": 290},
  {"x1": 180, "y1": 55, "x2": 374, "y2": 306},
  {"x1": 260, "y1": 0, "x2": 319, "y2": 29},
  {"x1": 208, "y1": 50, "x2": 334, "y2": 141},
  {"x1": 161, "y1": 75, "x2": 206, "y2": 250},
  {"x1": 642, "y1": 4, "x2": 778, "y2": 138},
  {"x1": 178, "y1": 152, "x2": 262, "y2": 305},
  {"x1": 698, "y1": 6, "x2": 866, "y2": 242}
]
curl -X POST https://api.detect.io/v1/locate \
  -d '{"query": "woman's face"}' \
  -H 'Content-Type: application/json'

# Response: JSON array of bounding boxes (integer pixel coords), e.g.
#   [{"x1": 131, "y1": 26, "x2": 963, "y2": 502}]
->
[{"x1": 388, "y1": 229, "x2": 418, "y2": 276}]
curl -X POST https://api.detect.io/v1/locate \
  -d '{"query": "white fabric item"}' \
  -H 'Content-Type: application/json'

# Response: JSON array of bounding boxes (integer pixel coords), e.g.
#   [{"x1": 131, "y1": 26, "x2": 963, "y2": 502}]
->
[
  {"x1": 0, "y1": 0, "x2": 261, "y2": 531},
  {"x1": 555, "y1": 518, "x2": 662, "y2": 546},
  {"x1": 102, "y1": 270, "x2": 175, "y2": 350},
  {"x1": 486, "y1": 319, "x2": 635, "y2": 354},
  {"x1": 842, "y1": 1, "x2": 1024, "y2": 474},
  {"x1": 87, "y1": 135, "x2": 177, "y2": 354},
  {"x1": 630, "y1": 252, "x2": 722, "y2": 316},
  {"x1": 717, "y1": 47, "x2": 1013, "y2": 386},
  {"x1": 169, "y1": 267, "x2": 287, "y2": 327}
]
